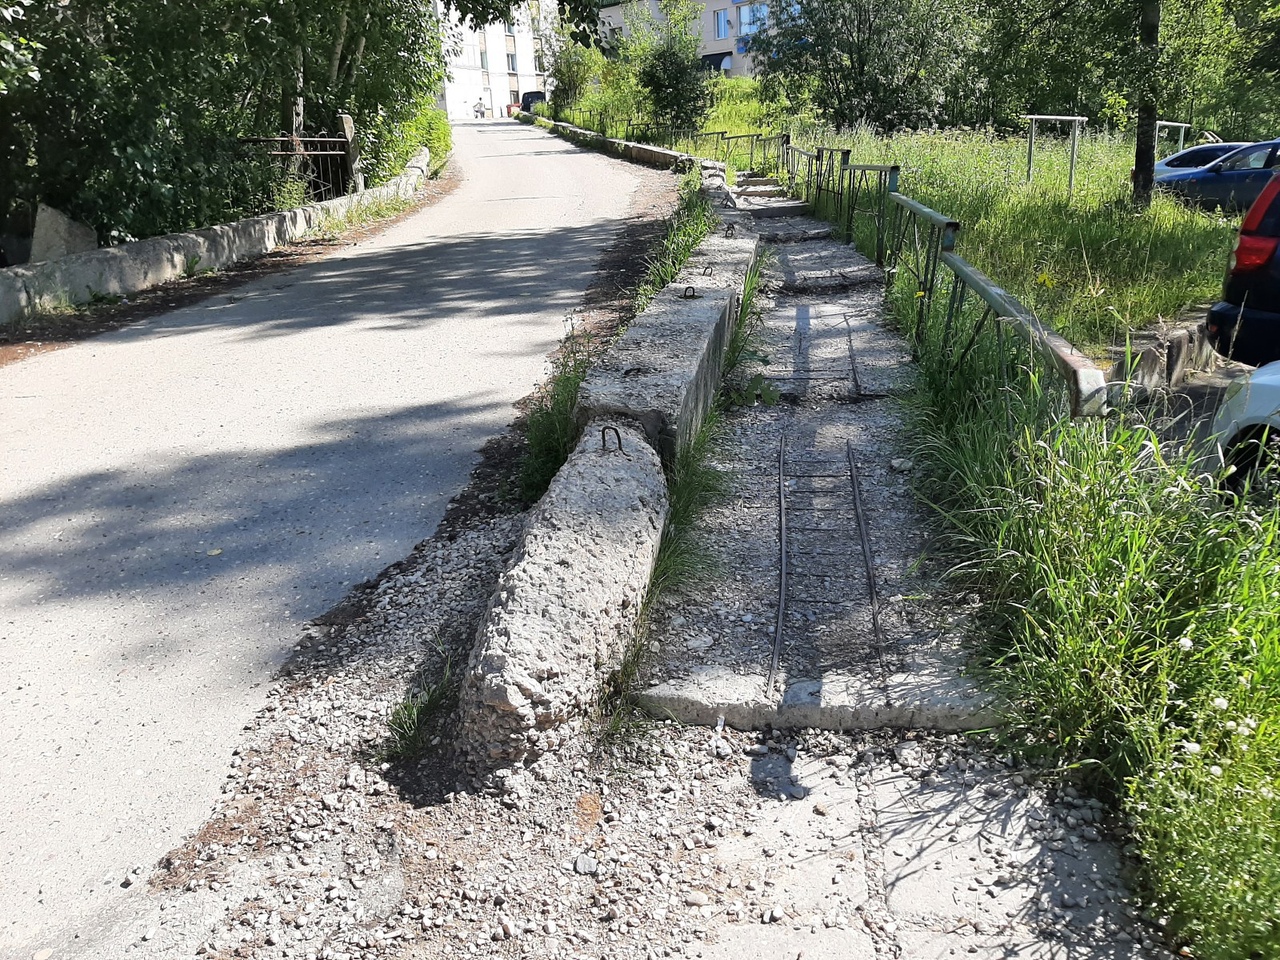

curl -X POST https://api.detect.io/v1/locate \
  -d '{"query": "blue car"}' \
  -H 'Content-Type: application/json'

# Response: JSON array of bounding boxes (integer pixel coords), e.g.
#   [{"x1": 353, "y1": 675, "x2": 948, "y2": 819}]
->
[
  {"x1": 1151, "y1": 141, "x2": 1250, "y2": 179},
  {"x1": 1156, "y1": 139, "x2": 1280, "y2": 212}
]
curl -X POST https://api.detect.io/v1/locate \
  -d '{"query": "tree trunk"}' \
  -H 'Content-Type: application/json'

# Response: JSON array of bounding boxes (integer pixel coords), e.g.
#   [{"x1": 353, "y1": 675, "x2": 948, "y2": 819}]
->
[
  {"x1": 328, "y1": 6, "x2": 349, "y2": 89},
  {"x1": 1132, "y1": 0, "x2": 1161, "y2": 209},
  {"x1": 283, "y1": 43, "x2": 305, "y2": 137}
]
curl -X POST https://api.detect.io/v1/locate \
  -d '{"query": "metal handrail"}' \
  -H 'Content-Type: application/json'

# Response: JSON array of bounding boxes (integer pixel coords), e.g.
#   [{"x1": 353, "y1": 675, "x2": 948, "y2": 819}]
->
[
  {"x1": 890, "y1": 194, "x2": 960, "y2": 238},
  {"x1": 939, "y1": 251, "x2": 1107, "y2": 417}
]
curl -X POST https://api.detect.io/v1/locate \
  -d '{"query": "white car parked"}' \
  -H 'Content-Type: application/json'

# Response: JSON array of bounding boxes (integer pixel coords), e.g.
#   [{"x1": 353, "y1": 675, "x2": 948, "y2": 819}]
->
[{"x1": 1211, "y1": 360, "x2": 1280, "y2": 489}]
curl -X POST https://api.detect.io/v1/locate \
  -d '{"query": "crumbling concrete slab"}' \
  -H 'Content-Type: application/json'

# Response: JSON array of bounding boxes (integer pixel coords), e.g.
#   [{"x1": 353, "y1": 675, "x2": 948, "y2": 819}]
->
[
  {"x1": 744, "y1": 218, "x2": 835, "y2": 244},
  {"x1": 735, "y1": 197, "x2": 812, "y2": 219},
  {"x1": 457, "y1": 419, "x2": 667, "y2": 779},
  {"x1": 775, "y1": 240, "x2": 884, "y2": 294},
  {"x1": 577, "y1": 292, "x2": 735, "y2": 465},
  {"x1": 29, "y1": 204, "x2": 98, "y2": 263},
  {"x1": 577, "y1": 227, "x2": 759, "y2": 464}
]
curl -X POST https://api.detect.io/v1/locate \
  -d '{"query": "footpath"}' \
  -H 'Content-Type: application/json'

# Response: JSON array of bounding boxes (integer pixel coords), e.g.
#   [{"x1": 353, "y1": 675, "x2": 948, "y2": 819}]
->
[{"x1": 89, "y1": 137, "x2": 1169, "y2": 960}]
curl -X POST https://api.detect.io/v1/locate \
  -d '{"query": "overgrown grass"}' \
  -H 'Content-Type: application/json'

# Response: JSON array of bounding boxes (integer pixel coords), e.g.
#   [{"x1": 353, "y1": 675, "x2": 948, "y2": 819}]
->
[
  {"x1": 519, "y1": 168, "x2": 716, "y2": 505},
  {"x1": 309, "y1": 192, "x2": 416, "y2": 240},
  {"x1": 901, "y1": 276, "x2": 1280, "y2": 957},
  {"x1": 791, "y1": 124, "x2": 1236, "y2": 353},
  {"x1": 382, "y1": 637, "x2": 456, "y2": 761}
]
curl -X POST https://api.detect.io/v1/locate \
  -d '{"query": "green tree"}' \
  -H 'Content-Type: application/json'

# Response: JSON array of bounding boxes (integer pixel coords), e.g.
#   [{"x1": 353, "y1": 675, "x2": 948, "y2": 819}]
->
[
  {"x1": 629, "y1": 0, "x2": 708, "y2": 129},
  {"x1": 1, "y1": 0, "x2": 450, "y2": 241},
  {"x1": 547, "y1": 20, "x2": 603, "y2": 115},
  {"x1": 0, "y1": 1, "x2": 40, "y2": 95},
  {"x1": 747, "y1": 0, "x2": 976, "y2": 132}
]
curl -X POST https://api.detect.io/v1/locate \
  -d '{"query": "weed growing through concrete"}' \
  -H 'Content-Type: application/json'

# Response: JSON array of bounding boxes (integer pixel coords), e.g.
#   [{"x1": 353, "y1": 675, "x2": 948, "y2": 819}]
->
[
  {"x1": 518, "y1": 335, "x2": 592, "y2": 504},
  {"x1": 310, "y1": 194, "x2": 415, "y2": 241},
  {"x1": 722, "y1": 248, "x2": 780, "y2": 408},
  {"x1": 633, "y1": 169, "x2": 717, "y2": 316}
]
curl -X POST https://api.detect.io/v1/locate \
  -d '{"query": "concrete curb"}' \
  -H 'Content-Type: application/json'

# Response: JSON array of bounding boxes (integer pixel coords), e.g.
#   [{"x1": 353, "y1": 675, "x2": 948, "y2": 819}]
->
[
  {"x1": 513, "y1": 111, "x2": 694, "y2": 172},
  {"x1": 0, "y1": 150, "x2": 432, "y2": 328},
  {"x1": 1105, "y1": 320, "x2": 1217, "y2": 396},
  {"x1": 457, "y1": 418, "x2": 668, "y2": 784},
  {"x1": 458, "y1": 138, "x2": 762, "y2": 779}
]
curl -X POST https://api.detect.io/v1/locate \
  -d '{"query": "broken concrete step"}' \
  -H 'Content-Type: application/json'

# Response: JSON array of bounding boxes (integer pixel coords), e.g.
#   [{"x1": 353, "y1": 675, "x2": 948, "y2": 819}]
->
[
  {"x1": 774, "y1": 240, "x2": 884, "y2": 293},
  {"x1": 736, "y1": 175, "x2": 779, "y2": 187},
  {"x1": 748, "y1": 219, "x2": 834, "y2": 243},
  {"x1": 735, "y1": 197, "x2": 812, "y2": 219},
  {"x1": 735, "y1": 185, "x2": 788, "y2": 198},
  {"x1": 747, "y1": 293, "x2": 914, "y2": 399},
  {"x1": 639, "y1": 660, "x2": 995, "y2": 732}
]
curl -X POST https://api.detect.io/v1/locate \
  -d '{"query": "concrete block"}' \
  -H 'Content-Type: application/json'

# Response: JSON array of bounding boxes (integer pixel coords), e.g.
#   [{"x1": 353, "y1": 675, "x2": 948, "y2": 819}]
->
[
  {"x1": 0, "y1": 270, "x2": 30, "y2": 320},
  {"x1": 29, "y1": 204, "x2": 98, "y2": 263},
  {"x1": 457, "y1": 419, "x2": 667, "y2": 776},
  {"x1": 577, "y1": 291, "x2": 736, "y2": 465}
]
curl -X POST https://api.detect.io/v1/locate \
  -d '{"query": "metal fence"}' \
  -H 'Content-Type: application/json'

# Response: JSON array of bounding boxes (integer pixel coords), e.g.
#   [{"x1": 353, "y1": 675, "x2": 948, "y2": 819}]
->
[
  {"x1": 238, "y1": 136, "x2": 355, "y2": 202},
  {"x1": 542, "y1": 109, "x2": 1107, "y2": 418},
  {"x1": 882, "y1": 191, "x2": 1106, "y2": 417}
]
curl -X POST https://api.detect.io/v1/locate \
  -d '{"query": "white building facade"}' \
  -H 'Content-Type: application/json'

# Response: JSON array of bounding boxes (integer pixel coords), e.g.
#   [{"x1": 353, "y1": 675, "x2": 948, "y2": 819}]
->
[{"x1": 436, "y1": 1, "x2": 555, "y2": 120}]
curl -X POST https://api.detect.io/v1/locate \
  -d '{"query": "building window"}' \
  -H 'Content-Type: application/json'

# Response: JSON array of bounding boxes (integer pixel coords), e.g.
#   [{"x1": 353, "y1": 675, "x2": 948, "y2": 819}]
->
[
  {"x1": 503, "y1": 20, "x2": 514, "y2": 35},
  {"x1": 738, "y1": 3, "x2": 767, "y2": 35},
  {"x1": 507, "y1": 52, "x2": 518, "y2": 72},
  {"x1": 714, "y1": 9, "x2": 729, "y2": 39},
  {"x1": 480, "y1": 50, "x2": 489, "y2": 71},
  {"x1": 510, "y1": 89, "x2": 521, "y2": 105}
]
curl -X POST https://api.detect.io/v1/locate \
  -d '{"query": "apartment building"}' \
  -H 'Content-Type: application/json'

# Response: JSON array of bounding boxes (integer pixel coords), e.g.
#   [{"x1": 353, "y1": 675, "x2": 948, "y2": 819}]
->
[
  {"x1": 436, "y1": 1, "x2": 555, "y2": 120},
  {"x1": 597, "y1": 0, "x2": 767, "y2": 77}
]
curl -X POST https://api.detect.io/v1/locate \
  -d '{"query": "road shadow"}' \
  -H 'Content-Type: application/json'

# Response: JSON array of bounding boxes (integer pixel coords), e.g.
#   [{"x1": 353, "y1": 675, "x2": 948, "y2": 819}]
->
[{"x1": 105, "y1": 222, "x2": 628, "y2": 346}]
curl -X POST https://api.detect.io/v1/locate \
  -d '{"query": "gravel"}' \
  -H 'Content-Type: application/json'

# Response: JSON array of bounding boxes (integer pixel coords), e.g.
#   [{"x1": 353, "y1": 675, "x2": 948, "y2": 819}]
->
[{"x1": 92, "y1": 163, "x2": 1177, "y2": 960}]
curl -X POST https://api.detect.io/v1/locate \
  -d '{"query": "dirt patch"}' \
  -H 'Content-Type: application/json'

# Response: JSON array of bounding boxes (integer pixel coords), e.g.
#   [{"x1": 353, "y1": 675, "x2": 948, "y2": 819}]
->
[{"x1": 0, "y1": 164, "x2": 461, "y2": 370}]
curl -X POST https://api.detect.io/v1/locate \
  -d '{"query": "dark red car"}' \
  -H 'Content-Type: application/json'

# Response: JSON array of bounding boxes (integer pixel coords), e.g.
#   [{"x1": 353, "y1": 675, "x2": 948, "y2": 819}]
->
[{"x1": 1206, "y1": 172, "x2": 1280, "y2": 367}]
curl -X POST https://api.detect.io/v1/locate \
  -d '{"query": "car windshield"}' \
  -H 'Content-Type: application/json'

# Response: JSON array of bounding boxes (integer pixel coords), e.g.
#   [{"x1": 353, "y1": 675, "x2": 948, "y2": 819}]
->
[
  {"x1": 1220, "y1": 145, "x2": 1275, "y2": 172},
  {"x1": 1166, "y1": 146, "x2": 1225, "y2": 168}
]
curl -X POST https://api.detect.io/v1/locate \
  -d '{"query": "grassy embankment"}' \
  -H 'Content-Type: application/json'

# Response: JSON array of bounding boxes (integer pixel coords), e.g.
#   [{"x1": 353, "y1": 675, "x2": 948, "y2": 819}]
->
[
  {"x1": 703, "y1": 79, "x2": 1236, "y2": 354},
  {"x1": 707, "y1": 81, "x2": 1280, "y2": 956}
]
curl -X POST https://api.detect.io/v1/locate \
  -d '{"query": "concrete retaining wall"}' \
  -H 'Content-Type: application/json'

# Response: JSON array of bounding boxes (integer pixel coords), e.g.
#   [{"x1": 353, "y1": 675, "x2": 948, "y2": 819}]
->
[
  {"x1": 456, "y1": 419, "x2": 667, "y2": 783},
  {"x1": 1106, "y1": 321, "x2": 1217, "y2": 397},
  {"x1": 457, "y1": 130, "x2": 760, "y2": 782},
  {"x1": 0, "y1": 150, "x2": 431, "y2": 328},
  {"x1": 513, "y1": 111, "x2": 691, "y2": 172}
]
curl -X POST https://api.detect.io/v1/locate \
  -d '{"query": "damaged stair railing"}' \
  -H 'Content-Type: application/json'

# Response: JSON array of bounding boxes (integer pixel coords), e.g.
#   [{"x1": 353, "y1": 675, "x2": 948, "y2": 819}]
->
[{"x1": 883, "y1": 192, "x2": 1107, "y2": 419}]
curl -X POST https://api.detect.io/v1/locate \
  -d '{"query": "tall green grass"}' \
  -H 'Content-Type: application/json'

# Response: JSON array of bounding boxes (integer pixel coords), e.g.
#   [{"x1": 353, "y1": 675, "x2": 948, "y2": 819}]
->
[
  {"x1": 790, "y1": 125, "x2": 1237, "y2": 353},
  {"x1": 903, "y1": 278, "x2": 1280, "y2": 957},
  {"x1": 518, "y1": 168, "x2": 714, "y2": 505}
]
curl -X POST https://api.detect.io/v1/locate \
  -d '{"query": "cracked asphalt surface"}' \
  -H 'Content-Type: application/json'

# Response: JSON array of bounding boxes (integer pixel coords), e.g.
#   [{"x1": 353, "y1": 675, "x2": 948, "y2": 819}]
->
[{"x1": 0, "y1": 119, "x2": 646, "y2": 957}]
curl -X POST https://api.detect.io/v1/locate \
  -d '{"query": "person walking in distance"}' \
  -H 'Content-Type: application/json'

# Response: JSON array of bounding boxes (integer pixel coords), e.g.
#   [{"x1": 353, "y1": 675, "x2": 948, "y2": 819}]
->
[{"x1": 473, "y1": 99, "x2": 485, "y2": 119}]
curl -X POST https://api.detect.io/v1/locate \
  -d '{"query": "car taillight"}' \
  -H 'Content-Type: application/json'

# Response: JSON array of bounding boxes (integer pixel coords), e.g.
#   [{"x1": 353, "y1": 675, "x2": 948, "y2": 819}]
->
[
  {"x1": 1241, "y1": 174, "x2": 1280, "y2": 233},
  {"x1": 1231, "y1": 234, "x2": 1280, "y2": 274}
]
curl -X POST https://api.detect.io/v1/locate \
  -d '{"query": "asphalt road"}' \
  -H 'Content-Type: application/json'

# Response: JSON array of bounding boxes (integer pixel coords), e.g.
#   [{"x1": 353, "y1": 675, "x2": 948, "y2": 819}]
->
[{"x1": 0, "y1": 120, "x2": 643, "y2": 956}]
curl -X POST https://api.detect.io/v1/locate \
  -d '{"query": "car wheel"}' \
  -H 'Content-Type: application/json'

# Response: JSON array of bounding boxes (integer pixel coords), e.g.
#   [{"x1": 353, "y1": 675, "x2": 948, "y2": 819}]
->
[{"x1": 1223, "y1": 426, "x2": 1280, "y2": 496}]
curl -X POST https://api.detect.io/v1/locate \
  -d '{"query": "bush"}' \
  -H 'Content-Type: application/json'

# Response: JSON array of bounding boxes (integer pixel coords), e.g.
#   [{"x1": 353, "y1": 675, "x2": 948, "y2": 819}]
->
[{"x1": 361, "y1": 102, "x2": 452, "y2": 186}]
